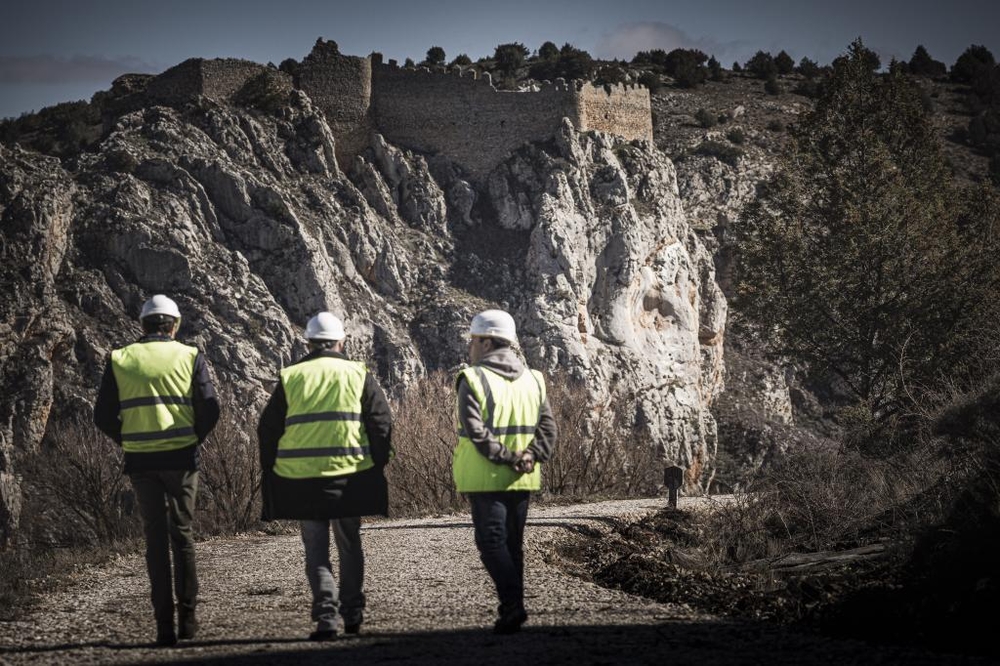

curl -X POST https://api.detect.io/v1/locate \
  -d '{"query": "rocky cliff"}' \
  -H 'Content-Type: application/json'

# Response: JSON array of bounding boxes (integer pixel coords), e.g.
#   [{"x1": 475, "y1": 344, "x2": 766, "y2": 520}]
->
[{"x1": 0, "y1": 84, "x2": 726, "y2": 545}]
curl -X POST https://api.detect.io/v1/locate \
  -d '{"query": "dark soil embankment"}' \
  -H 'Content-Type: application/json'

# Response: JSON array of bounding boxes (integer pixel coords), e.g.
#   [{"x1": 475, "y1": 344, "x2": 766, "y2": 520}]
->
[{"x1": 557, "y1": 505, "x2": 999, "y2": 659}]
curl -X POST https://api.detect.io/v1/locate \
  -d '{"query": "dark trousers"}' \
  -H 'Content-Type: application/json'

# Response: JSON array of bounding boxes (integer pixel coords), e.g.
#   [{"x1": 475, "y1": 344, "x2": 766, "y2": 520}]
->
[
  {"x1": 300, "y1": 517, "x2": 366, "y2": 631},
  {"x1": 130, "y1": 470, "x2": 199, "y2": 630},
  {"x1": 469, "y1": 491, "x2": 530, "y2": 611}
]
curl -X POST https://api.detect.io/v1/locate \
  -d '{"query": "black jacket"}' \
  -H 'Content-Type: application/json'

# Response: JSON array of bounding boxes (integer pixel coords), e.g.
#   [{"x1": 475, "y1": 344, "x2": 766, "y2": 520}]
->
[
  {"x1": 93, "y1": 335, "x2": 220, "y2": 473},
  {"x1": 257, "y1": 349, "x2": 393, "y2": 520}
]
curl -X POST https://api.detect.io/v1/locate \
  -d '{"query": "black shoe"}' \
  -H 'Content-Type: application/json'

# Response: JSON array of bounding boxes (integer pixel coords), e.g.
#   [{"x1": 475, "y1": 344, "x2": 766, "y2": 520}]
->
[
  {"x1": 493, "y1": 606, "x2": 528, "y2": 635},
  {"x1": 178, "y1": 612, "x2": 197, "y2": 640},
  {"x1": 344, "y1": 622, "x2": 361, "y2": 635},
  {"x1": 309, "y1": 629, "x2": 338, "y2": 641},
  {"x1": 156, "y1": 628, "x2": 178, "y2": 647}
]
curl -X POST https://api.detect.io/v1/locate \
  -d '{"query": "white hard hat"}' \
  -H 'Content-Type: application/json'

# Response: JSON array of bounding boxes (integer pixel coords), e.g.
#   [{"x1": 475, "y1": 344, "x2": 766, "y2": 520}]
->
[
  {"x1": 140, "y1": 294, "x2": 181, "y2": 320},
  {"x1": 305, "y1": 312, "x2": 346, "y2": 341},
  {"x1": 469, "y1": 309, "x2": 518, "y2": 345}
]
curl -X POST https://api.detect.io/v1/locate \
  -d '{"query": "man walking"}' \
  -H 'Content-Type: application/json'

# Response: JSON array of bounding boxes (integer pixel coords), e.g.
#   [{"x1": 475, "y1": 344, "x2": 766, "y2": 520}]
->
[
  {"x1": 94, "y1": 294, "x2": 220, "y2": 646},
  {"x1": 453, "y1": 309, "x2": 557, "y2": 634},
  {"x1": 258, "y1": 312, "x2": 393, "y2": 641}
]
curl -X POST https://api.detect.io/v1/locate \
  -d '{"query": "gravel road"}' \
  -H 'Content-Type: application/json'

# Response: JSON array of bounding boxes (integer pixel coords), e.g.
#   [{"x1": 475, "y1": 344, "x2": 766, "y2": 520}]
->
[{"x1": 0, "y1": 496, "x2": 989, "y2": 665}]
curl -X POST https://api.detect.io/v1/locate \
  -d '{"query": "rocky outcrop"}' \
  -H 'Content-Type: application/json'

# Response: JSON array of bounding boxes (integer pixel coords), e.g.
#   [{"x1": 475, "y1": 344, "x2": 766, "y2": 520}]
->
[{"x1": 0, "y1": 86, "x2": 725, "y2": 545}]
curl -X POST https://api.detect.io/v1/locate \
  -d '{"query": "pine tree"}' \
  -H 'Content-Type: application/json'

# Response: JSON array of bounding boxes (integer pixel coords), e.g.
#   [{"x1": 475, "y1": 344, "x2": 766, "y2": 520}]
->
[{"x1": 733, "y1": 40, "x2": 1000, "y2": 436}]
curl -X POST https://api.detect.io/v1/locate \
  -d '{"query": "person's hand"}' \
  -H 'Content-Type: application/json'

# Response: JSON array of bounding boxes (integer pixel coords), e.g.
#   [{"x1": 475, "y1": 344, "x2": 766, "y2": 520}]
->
[{"x1": 513, "y1": 450, "x2": 535, "y2": 474}]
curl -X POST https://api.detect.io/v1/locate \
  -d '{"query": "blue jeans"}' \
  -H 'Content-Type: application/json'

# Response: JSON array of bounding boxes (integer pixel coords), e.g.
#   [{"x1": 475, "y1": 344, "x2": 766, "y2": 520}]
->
[
  {"x1": 468, "y1": 491, "x2": 530, "y2": 611},
  {"x1": 300, "y1": 517, "x2": 365, "y2": 632}
]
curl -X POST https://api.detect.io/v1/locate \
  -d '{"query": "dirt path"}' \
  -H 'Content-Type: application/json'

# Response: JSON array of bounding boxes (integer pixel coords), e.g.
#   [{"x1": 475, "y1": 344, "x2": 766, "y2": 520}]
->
[{"x1": 0, "y1": 497, "x2": 988, "y2": 665}]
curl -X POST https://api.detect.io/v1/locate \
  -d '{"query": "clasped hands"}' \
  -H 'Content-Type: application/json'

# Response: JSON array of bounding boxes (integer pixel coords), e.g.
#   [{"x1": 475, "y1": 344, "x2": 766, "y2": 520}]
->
[{"x1": 511, "y1": 450, "x2": 535, "y2": 474}]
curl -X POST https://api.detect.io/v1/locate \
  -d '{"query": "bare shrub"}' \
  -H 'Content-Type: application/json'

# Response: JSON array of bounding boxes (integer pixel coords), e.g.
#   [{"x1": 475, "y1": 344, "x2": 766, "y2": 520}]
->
[
  {"x1": 197, "y1": 399, "x2": 262, "y2": 535},
  {"x1": 21, "y1": 414, "x2": 139, "y2": 547},
  {"x1": 543, "y1": 375, "x2": 661, "y2": 499},
  {"x1": 386, "y1": 370, "x2": 662, "y2": 514},
  {"x1": 4, "y1": 413, "x2": 140, "y2": 618},
  {"x1": 386, "y1": 370, "x2": 463, "y2": 516},
  {"x1": 702, "y1": 445, "x2": 942, "y2": 566}
]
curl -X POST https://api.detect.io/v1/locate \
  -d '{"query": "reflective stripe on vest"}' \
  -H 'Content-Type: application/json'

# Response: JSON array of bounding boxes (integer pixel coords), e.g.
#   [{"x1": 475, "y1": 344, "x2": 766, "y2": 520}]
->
[
  {"x1": 111, "y1": 341, "x2": 199, "y2": 453},
  {"x1": 452, "y1": 366, "x2": 546, "y2": 492},
  {"x1": 275, "y1": 356, "x2": 373, "y2": 479}
]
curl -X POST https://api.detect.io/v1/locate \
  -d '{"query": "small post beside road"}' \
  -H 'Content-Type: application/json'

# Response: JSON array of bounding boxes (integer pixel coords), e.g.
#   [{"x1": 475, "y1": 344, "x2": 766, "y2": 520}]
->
[{"x1": 663, "y1": 465, "x2": 684, "y2": 509}]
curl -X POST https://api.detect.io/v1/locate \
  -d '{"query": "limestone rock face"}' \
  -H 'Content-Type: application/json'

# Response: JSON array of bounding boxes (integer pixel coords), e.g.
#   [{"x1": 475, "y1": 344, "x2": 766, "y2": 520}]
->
[
  {"x1": 0, "y1": 95, "x2": 726, "y2": 544},
  {"x1": 483, "y1": 121, "x2": 726, "y2": 484}
]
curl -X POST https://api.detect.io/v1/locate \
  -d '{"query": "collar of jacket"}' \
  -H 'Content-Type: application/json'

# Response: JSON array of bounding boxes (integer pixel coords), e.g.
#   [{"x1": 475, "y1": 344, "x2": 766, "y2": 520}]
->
[
  {"x1": 138, "y1": 334, "x2": 174, "y2": 343},
  {"x1": 301, "y1": 348, "x2": 350, "y2": 362},
  {"x1": 475, "y1": 347, "x2": 524, "y2": 380}
]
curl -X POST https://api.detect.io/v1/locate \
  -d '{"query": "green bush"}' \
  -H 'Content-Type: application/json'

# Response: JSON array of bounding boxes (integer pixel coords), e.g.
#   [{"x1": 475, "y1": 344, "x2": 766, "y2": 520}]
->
[
  {"x1": 425, "y1": 46, "x2": 446, "y2": 66},
  {"x1": 745, "y1": 51, "x2": 777, "y2": 79},
  {"x1": 529, "y1": 43, "x2": 593, "y2": 81},
  {"x1": 494, "y1": 42, "x2": 529, "y2": 76},
  {"x1": 908, "y1": 45, "x2": 947, "y2": 78},
  {"x1": 708, "y1": 56, "x2": 724, "y2": 81},
  {"x1": 694, "y1": 140, "x2": 743, "y2": 166},
  {"x1": 694, "y1": 108, "x2": 717, "y2": 128},
  {"x1": 797, "y1": 57, "x2": 821, "y2": 78},
  {"x1": 538, "y1": 41, "x2": 559, "y2": 60},
  {"x1": 726, "y1": 128, "x2": 746, "y2": 144},
  {"x1": 665, "y1": 48, "x2": 708, "y2": 87},
  {"x1": 775, "y1": 50, "x2": 795, "y2": 75},
  {"x1": 638, "y1": 72, "x2": 662, "y2": 94},
  {"x1": 951, "y1": 44, "x2": 995, "y2": 83}
]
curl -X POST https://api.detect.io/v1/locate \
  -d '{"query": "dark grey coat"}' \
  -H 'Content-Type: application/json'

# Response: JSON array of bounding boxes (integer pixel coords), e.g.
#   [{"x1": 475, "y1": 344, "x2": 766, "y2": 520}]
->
[{"x1": 257, "y1": 349, "x2": 393, "y2": 520}]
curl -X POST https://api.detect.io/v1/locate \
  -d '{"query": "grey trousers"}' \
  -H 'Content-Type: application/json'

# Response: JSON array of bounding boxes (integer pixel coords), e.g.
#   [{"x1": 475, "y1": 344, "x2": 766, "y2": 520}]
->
[
  {"x1": 300, "y1": 517, "x2": 365, "y2": 631},
  {"x1": 129, "y1": 470, "x2": 199, "y2": 630}
]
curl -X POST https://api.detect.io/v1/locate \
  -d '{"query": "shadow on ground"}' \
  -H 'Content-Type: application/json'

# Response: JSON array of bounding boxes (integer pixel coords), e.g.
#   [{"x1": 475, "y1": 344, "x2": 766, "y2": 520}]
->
[{"x1": 2, "y1": 621, "x2": 987, "y2": 665}]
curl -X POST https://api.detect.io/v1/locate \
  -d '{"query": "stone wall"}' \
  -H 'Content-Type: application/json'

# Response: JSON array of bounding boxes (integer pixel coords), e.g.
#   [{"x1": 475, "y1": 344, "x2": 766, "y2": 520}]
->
[
  {"x1": 138, "y1": 46, "x2": 653, "y2": 179},
  {"x1": 578, "y1": 82, "x2": 653, "y2": 142},
  {"x1": 297, "y1": 46, "x2": 372, "y2": 169},
  {"x1": 372, "y1": 65, "x2": 581, "y2": 178},
  {"x1": 145, "y1": 58, "x2": 271, "y2": 105}
]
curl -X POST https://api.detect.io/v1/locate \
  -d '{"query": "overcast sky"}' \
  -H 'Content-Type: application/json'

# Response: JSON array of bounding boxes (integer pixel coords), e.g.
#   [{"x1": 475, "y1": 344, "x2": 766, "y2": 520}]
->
[{"x1": 2, "y1": 0, "x2": 998, "y2": 119}]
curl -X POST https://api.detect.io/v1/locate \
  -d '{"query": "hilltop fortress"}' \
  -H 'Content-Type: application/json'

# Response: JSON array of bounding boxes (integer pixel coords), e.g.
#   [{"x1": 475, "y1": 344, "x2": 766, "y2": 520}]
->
[{"x1": 121, "y1": 39, "x2": 654, "y2": 179}]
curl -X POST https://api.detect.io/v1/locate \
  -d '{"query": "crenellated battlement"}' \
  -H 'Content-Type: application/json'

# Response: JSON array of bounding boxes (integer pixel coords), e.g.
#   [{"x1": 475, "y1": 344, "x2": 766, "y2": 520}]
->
[{"x1": 136, "y1": 40, "x2": 652, "y2": 179}]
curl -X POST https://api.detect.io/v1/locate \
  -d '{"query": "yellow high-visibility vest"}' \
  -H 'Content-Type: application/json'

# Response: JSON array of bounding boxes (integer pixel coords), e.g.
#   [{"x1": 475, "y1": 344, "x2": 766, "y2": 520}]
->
[
  {"x1": 275, "y1": 356, "x2": 372, "y2": 479},
  {"x1": 111, "y1": 341, "x2": 199, "y2": 453},
  {"x1": 453, "y1": 366, "x2": 545, "y2": 492}
]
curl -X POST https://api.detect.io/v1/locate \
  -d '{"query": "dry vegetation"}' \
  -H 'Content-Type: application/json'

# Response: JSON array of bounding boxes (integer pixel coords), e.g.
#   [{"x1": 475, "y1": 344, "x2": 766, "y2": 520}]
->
[
  {"x1": 0, "y1": 369, "x2": 669, "y2": 618},
  {"x1": 558, "y1": 379, "x2": 1000, "y2": 657}
]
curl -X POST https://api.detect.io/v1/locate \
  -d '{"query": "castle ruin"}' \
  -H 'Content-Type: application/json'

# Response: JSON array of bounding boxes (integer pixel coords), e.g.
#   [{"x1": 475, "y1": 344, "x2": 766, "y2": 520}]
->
[{"x1": 122, "y1": 39, "x2": 654, "y2": 180}]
